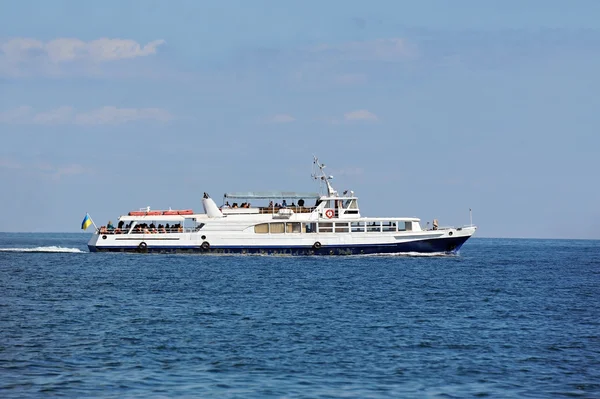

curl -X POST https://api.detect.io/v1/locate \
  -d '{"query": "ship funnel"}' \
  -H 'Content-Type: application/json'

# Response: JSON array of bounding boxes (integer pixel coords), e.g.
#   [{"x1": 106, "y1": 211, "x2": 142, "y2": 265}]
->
[{"x1": 201, "y1": 192, "x2": 223, "y2": 218}]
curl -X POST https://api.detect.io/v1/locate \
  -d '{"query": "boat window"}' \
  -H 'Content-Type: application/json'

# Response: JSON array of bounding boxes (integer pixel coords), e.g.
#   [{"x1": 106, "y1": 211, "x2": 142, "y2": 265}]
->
[
  {"x1": 254, "y1": 223, "x2": 269, "y2": 234},
  {"x1": 382, "y1": 221, "x2": 396, "y2": 232},
  {"x1": 270, "y1": 223, "x2": 285, "y2": 234},
  {"x1": 305, "y1": 223, "x2": 317, "y2": 233},
  {"x1": 405, "y1": 221, "x2": 412, "y2": 231},
  {"x1": 367, "y1": 222, "x2": 381, "y2": 232},
  {"x1": 397, "y1": 221, "x2": 406, "y2": 231},
  {"x1": 318, "y1": 222, "x2": 333, "y2": 233},
  {"x1": 335, "y1": 223, "x2": 349, "y2": 233},
  {"x1": 286, "y1": 222, "x2": 302, "y2": 233},
  {"x1": 351, "y1": 222, "x2": 365, "y2": 232}
]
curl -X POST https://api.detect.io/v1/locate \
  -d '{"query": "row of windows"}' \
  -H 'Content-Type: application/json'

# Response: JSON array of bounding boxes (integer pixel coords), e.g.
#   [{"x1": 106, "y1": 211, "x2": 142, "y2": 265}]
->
[{"x1": 254, "y1": 221, "x2": 412, "y2": 234}]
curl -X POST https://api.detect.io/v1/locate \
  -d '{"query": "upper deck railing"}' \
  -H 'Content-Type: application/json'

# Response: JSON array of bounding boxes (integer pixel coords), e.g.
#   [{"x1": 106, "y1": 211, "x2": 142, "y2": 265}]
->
[
  {"x1": 220, "y1": 206, "x2": 317, "y2": 214},
  {"x1": 259, "y1": 206, "x2": 316, "y2": 214}
]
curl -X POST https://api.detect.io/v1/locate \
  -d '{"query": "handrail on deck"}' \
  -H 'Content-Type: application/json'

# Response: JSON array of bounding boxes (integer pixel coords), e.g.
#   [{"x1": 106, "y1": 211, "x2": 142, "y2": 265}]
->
[
  {"x1": 98, "y1": 227, "x2": 194, "y2": 235},
  {"x1": 257, "y1": 206, "x2": 316, "y2": 214}
]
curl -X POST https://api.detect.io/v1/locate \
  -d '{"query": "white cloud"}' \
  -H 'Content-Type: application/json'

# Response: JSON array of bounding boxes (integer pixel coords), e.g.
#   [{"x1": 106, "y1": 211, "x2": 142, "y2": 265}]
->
[
  {"x1": 32, "y1": 106, "x2": 74, "y2": 125},
  {"x1": 266, "y1": 114, "x2": 296, "y2": 124},
  {"x1": 0, "y1": 106, "x2": 33, "y2": 123},
  {"x1": 344, "y1": 109, "x2": 379, "y2": 122},
  {"x1": 0, "y1": 37, "x2": 165, "y2": 77},
  {"x1": 74, "y1": 106, "x2": 172, "y2": 125},
  {"x1": 1, "y1": 37, "x2": 165, "y2": 63},
  {"x1": 312, "y1": 38, "x2": 415, "y2": 61},
  {"x1": 0, "y1": 106, "x2": 172, "y2": 125}
]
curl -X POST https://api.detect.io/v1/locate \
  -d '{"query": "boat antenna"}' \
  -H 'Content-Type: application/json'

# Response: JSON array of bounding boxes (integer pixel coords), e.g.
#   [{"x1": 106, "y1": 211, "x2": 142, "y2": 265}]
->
[
  {"x1": 469, "y1": 208, "x2": 473, "y2": 227},
  {"x1": 312, "y1": 155, "x2": 337, "y2": 196}
]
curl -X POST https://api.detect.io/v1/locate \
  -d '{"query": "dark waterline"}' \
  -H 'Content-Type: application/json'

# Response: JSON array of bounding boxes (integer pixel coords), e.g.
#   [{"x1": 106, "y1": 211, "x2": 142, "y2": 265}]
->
[{"x1": 1, "y1": 234, "x2": 599, "y2": 398}]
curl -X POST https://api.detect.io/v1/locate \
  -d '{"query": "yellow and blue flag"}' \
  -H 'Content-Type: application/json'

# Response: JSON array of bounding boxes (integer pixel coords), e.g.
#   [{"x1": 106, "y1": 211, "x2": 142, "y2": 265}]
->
[{"x1": 81, "y1": 213, "x2": 92, "y2": 230}]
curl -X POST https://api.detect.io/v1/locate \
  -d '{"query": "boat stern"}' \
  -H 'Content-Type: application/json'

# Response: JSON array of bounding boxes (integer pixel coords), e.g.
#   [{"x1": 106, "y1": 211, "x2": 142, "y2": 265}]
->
[{"x1": 87, "y1": 233, "x2": 100, "y2": 252}]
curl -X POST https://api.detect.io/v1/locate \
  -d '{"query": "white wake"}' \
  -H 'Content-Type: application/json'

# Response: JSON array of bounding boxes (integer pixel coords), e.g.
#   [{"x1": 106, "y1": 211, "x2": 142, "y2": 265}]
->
[
  {"x1": 357, "y1": 251, "x2": 457, "y2": 257},
  {"x1": 0, "y1": 246, "x2": 85, "y2": 253}
]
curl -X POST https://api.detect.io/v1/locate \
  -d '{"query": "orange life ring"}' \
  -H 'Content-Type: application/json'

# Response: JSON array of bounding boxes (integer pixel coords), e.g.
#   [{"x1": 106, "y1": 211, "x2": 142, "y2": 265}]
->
[{"x1": 325, "y1": 209, "x2": 334, "y2": 219}]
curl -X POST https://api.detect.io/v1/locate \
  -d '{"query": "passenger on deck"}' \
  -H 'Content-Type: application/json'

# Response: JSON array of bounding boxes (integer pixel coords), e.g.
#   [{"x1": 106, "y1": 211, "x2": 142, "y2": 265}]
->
[
  {"x1": 232, "y1": 203, "x2": 238, "y2": 208},
  {"x1": 298, "y1": 199, "x2": 305, "y2": 207},
  {"x1": 290, "y1": 202, "x2": 296, "y2": 207},
  {"x1": 282, "y1": 200, "x2": 287, "y2": 207},
  {"x1": 107, "y1": 221, "x2": 114, "y2": 231},
  {"x1": 165, "y1": 223, "x2": 170, "y2": 232},
  {"x1": 222, "y1": 201, "x2": 231, "y2": 208},
  {"x1": 268, "y1": 201, "x2": 273, "y2": 207}
]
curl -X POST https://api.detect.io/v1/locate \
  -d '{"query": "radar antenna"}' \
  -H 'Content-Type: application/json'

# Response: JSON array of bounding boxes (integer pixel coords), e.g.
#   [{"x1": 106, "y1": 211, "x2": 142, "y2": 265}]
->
[{"x1": 312, "y1": 156, "x2": 337, "y2": 196}]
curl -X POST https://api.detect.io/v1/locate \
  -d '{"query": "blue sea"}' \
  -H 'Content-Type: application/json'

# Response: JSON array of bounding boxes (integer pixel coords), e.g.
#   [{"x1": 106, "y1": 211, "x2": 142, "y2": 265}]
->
[{"x1": 1, "y1": 233, "x2": 599, "y2": 398}]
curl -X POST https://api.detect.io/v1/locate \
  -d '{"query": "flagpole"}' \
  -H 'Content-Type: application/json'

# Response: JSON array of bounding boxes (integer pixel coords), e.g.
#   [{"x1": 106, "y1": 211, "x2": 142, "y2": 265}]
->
[
  {"x1": 88, "y1": 213, "x2": 98, "y2": 230},
  {"x1": 469, "y1": 208, "x2": 473, "y2": 227}
]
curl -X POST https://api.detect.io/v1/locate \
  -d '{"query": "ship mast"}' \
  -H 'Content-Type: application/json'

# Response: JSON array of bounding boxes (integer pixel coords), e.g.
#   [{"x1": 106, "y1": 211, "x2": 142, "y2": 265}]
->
[{"x1": 312, "y1": 156, "x2": 337, "y2": 197}]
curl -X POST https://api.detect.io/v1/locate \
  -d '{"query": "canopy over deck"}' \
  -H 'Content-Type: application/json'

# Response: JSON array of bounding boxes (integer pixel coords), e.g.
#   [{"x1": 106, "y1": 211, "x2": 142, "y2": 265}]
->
[{"x1": 224, "y1": 191, "x2": 320, "y2": 200}]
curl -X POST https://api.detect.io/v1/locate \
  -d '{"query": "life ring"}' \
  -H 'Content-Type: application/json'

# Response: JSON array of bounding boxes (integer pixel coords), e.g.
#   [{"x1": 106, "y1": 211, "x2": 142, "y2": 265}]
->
[
  {"x1": 325, "y1": 209, "x2": 334, "y2": 219},
  {"x1": 138, "y1": 242, "x2": 147, "y2": 252},
  {"x1": 201, "y1": 241, "x2": 210, "y2": 250},
  {"x1": 313, "y1": 241, "x2": 322, "y2": 250}
]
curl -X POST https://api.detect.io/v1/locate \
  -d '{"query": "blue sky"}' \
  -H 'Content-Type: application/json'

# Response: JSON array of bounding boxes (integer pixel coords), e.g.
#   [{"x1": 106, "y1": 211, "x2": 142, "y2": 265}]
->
[{"x1": 1, "y1": 0, "x2": 599, "y2": 238}]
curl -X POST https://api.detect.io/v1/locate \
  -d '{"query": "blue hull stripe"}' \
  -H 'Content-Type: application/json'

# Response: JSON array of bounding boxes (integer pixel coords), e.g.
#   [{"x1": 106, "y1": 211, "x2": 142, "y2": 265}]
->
[{"x1": 89, "y1": 236, "x2": 471, "y2": 255}]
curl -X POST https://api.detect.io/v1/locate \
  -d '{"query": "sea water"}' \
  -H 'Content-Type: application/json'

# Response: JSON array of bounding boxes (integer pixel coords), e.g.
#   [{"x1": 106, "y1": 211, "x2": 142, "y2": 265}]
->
[{"x1": 1, "y1": 233, "x2": 599, "y2": 398}]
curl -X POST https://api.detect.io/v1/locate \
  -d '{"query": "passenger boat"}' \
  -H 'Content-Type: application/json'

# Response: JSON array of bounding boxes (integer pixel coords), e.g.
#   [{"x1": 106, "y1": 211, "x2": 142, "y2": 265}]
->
[{"x1": 87, "y1": 158, "x2": 477, "y2": 255}]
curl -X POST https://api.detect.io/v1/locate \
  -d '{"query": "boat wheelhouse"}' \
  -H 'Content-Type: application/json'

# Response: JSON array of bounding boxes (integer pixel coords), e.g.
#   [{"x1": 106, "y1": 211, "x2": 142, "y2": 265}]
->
[{"x1": 87, "y1": 158, "x2": 477, "y2": 255}]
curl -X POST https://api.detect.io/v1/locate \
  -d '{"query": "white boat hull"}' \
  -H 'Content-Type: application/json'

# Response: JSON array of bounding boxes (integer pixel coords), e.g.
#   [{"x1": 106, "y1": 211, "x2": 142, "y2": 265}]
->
[{"x1": 87, "y1": 226, "x2": 476, "y2": 255}]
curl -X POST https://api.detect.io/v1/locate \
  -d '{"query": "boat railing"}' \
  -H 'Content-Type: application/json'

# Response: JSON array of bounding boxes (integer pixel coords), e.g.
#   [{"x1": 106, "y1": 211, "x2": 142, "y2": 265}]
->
[
  {"x1": 97, "y1": 227, "x2": 197, "y2": 235},
  {"x1": 221, "y1": 206, "x2": 316, "y2": 214},
  {"x1": 258, "y1": 206, "x2": 316, "y2": 214}
]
